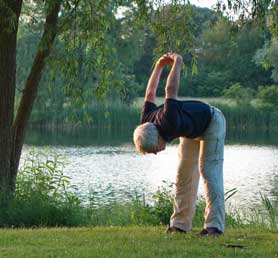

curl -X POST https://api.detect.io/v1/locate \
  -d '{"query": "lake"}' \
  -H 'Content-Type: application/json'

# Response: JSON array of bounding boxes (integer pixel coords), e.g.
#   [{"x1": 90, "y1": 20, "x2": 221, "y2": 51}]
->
[{"x1": 23, "y1": 127, "x2": 278, "y2": 209}]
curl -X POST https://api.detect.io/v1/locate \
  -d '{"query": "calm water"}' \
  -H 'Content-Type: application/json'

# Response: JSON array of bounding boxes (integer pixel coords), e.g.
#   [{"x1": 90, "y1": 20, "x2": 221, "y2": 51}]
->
[{"x1": 23, "y1": 128, "x2": 278, "y2": 208}]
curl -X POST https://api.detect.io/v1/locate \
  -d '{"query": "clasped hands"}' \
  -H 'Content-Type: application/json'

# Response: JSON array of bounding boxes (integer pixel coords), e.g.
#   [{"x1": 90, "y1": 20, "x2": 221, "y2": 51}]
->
[{"x1": 156, "y1": 52, "x2": 183, "y2": 68}]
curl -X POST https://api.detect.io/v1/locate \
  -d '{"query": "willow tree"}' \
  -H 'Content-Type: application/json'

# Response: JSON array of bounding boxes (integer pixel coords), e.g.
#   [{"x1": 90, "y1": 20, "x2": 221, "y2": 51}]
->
[
  {"x1": 0, "y1": 0, "x2": 145, "y2": 193},
  {"x1": 0, "y1": 0, "x2": 196, "y2": 193},
  {"x1": 218, "y1": 0, "x2": 278, "y2": 35},
  {"x1": 218, "y1": 1, "x2": 278, "y2": 83},
  {"x1": 0, "y1": 0, "x2": 63, "y2": 193}
]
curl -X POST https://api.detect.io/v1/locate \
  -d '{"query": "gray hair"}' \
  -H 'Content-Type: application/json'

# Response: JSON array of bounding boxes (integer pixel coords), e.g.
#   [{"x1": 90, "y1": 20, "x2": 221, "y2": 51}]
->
[{"x1": 133, "y1": 122, "x2": 158, "y2": 154}]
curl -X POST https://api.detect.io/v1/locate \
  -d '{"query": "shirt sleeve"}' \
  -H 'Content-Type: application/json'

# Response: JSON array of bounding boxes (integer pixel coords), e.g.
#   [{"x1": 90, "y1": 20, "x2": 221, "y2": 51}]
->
[
  {"x1": 140, "y1": 101, "x2": 157, "y2": 123},
  {"x1": 163, "y1": 98, "x2": 179, "y2": 125}
]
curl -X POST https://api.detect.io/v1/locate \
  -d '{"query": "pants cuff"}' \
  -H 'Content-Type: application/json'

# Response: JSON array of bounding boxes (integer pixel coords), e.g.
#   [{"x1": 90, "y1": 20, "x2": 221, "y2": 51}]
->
[
  {"x1": 170, "y1": 221, "x2": 191, "y2": 232},
  {"x1": 204, "y1": 222, "x2": 224, "y2": 232}
]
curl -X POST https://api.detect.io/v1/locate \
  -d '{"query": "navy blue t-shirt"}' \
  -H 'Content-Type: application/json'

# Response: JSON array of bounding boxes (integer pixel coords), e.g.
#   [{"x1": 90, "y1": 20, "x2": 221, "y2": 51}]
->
[{"x1": 140, "y1": 98, "x2": 213, "y2": 142}]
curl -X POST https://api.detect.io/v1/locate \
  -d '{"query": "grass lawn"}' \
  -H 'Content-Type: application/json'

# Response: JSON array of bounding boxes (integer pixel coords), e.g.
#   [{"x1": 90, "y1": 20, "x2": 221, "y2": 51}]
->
[{"x1": 0, "y1": 227, "x2": 277, "y2": 258}]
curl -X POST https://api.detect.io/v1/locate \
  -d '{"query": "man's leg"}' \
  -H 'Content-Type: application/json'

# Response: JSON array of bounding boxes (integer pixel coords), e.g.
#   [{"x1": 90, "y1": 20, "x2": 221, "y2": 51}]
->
[
  {"x1": 170, "y1": 137, "x2": 200, "y2": 232},
  {"x1": 199, "y1": 108, "x2": 226, "y2": 232}
]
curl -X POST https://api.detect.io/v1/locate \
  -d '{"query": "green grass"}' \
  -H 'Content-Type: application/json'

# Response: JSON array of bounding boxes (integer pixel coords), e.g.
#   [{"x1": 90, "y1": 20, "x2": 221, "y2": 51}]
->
[{"x1": 0, "y1": 227, "x2": 277, "y2": 258}]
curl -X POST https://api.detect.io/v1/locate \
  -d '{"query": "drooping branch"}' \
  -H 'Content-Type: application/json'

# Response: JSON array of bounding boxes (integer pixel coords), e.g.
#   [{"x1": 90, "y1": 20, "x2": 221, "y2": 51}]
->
[{"x1": 11, "y1": 1, "x2": 62, "y2": 180}]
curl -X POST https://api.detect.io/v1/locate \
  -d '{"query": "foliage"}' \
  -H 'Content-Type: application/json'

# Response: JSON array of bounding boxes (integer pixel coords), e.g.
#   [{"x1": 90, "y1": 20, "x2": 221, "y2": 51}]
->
[
  {"x1": 0, "y1": 1, "x2": 18, "y2": 33},
  {"x1": 257, "y1": 85, "x2": 278, "y2": 111},
  {"x1": 17, "y1": 0, "x2": 223, "y2": 113},
  {"x1": 150, "y1": 3, "x2": 195, "y2": 61},
  {"x1": 151, "y1": 181, "x2": 174, "y2": 225},
  {"x1": 87, "y1": 181, "x2": 175, "y2": 227},
  {"x1": 15, "y1": 1, "x2": 277, "y2": 119},
  {"x1": 222, "y1": 83, "x2": 256, "y2": 104},
  {"x1": 17, "y1": 149, "x2": 72, "y2": 201},
  {"x1": 88, "y1": 180, "x2": 237, "y2": 228},
  {"x1": 16, "y1": 0, "x2": 147, "y2": 117},
  {"x1": 88, "y1": 197, "x2": 158, "y2": 227},
  {"x1": 0, "y1": 149, "x2": 86, "y2": 227},
  {"x1": 218, "y1": 1, "x2": 278, "y2": 37},
  {"x1": 254, "y1": 40, "x2": 278, "y2": 83},
  {"x1": 190, "y1": 19, "x2": 268, "y2": 96}
]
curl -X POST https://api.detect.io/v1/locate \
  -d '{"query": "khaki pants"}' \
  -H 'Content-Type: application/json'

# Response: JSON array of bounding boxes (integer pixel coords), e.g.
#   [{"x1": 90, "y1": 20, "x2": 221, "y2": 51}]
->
[{"x1": 170, "y1": 108, "x2": 226, "y2": 232}]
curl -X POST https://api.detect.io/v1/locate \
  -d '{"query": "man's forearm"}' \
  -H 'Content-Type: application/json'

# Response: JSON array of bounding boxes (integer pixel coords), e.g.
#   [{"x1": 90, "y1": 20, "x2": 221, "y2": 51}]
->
[
  {"x1": 165, "y1": 59, "x2": 182, "y2": 99},
  {"x1": 144, "y1": 64, "x2": 163, "y2": 102}
]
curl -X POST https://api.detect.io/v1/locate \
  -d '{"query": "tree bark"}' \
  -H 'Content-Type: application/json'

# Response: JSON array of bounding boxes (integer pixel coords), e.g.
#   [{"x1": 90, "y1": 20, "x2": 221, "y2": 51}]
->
[
  {"x1": 0, "y1": 0, "x2": 22, "y2": 192},
  {"x1": 10, "y1": 1, "x2": 62, "y2": 192},
  {"x1": 0, "y1": 1, "x2": 61, "y2": 193}
]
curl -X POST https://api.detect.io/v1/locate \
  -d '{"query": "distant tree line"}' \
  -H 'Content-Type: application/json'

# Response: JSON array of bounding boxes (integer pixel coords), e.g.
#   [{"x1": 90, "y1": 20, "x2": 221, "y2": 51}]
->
[{"x1": 16, "y1": 4, "x2": 278, "y2": 115}]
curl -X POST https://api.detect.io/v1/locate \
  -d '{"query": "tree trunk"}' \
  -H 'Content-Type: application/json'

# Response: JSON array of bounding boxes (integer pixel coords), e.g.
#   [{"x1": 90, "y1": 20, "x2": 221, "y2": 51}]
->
[
  {"x1": 0, "y1": 1, "x2": 22, "y2": 192},
  {"x1": 0, "y1": 1, "x2": 61, "y2": 193},
  {"x1": 11, "y1": 1, "x2": 62, "y2": 192}
]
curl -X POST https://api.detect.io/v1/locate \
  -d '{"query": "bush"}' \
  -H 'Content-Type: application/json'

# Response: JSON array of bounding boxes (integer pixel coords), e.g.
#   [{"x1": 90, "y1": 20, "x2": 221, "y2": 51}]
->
[
  {"x1": 257, "y1": 85, "x2": 278, "y2": 111},
  {"x1": 151, "y1": 181, "x2": 174, "y2": 225},
  {"x1": 0, "y1": 149, "x2": 87, "y2": 227},
  {"x1": 222, "y1": 83, "x2": 256, "y2": 105}
]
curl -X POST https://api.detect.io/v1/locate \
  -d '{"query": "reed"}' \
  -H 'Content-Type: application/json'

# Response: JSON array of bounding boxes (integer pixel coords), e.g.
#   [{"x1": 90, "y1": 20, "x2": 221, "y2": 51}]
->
[
  {"x1": 30, "y1": 101, "x2": 141, "y2": 130},
  {"x1": 213, "y1": 103, "x2": 278, "y2": 132},
  {"x1": 259, "y1": 193, "x2": 277, "y2": 229},
  {"x1": 30, "y1": 99, "x2": 278, "y2": 134}
]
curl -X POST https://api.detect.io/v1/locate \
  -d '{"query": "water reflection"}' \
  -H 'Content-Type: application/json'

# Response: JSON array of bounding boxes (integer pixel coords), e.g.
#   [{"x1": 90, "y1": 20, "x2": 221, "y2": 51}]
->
[
  {"x1": 226, "y1": 129, "x2": 278, "y2": 146},
  {"x1": 26, "y1": 127, "x2": 278, "y2": 146},
  {"x1": 22, "y1": 143, "x2": 278, "y2": 209},
  {"x1": 25, "y1": 127, "x2": 130, "y2": 146},
  {"x1": 23, "y1": 126, "x2": 278, "y2": 208}
]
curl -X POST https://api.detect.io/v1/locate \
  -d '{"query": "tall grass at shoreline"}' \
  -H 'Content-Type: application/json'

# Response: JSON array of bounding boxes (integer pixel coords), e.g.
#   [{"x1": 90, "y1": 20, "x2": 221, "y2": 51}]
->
[
  {"x1": 0, "y1": 149, "x2": 277, "y2": 229},
  {"x1": 30, "y1": 98, "x2": 278, "y2": 134},
  {"x1": 30, "y1": 101, "x2": 141, "y2": 130},
  {"x1": 215, "y1": 103, "x2": 278, "y2": 132}
]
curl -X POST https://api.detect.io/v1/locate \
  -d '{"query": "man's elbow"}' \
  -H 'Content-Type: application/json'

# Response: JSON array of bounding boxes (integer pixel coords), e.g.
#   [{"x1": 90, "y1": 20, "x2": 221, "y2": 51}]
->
[
  {"x1": 145, "y1": 91, "x2": 156, "y2": 102},
  {"x1": 165, "y1": 88, "x2": 177, "y2": 99}
]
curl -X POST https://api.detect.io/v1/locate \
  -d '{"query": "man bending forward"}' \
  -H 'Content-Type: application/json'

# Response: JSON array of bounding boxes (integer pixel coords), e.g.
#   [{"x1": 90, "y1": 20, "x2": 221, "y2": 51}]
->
[{"x1": 133, "y1": 52, "x2": 226, "y2": 236}]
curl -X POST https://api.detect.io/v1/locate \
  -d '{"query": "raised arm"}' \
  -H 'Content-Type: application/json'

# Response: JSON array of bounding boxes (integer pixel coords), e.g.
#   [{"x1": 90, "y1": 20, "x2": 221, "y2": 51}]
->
[
  {"x1": 144, "y1": 53, "x2": 173, "y2": 103},
  {"x1": 165, "y1": 53, "x2": 183, "y2": 99}
]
